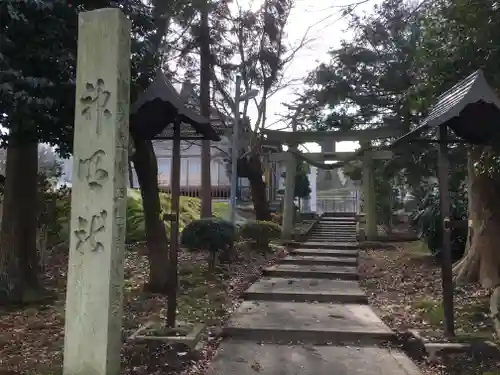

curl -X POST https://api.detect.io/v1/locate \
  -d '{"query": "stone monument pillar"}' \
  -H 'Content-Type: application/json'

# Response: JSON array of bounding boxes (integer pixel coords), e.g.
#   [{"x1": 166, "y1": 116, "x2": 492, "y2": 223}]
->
[{"x1": 63, "y1": 9, "x2": 130, "y2": 375}]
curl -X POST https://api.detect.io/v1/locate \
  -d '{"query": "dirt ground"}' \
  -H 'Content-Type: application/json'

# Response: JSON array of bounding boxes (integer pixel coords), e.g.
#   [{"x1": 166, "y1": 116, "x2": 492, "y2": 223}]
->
[
  {"x1": 359, "y1": 241, "x2": 500, "y2": 375},
  {"x1": 0, "y1": 243, "x2": 285, "y2": 375}
]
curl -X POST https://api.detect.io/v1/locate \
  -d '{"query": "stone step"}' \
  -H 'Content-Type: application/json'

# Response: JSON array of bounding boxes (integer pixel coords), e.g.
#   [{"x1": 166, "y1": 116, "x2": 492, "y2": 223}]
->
[
  {"x1": 309, "y1": 237, "x2": 357, "y2": 241},
  {"x1": 313, "y1": 235, "x2": 357, "y2": 238},
  {"x1": 314, "y1": 231, "x2": 357, "y2": 234},
  {"x1": 309, "y1": 235, "x2": 357, "y2": 239},
  {"x1": 318, "y1": 222, "x2": 357, "y2": 226},
  {"x1": 311, "y1": 234, "x2": 356, "y2": 236},
  {"x1": 313, "y1": 227, "x2": 356, "y2": 232},
  {"x1": 281, "y1": 255, "x2": 357, "y2": 266},
  {"x1": 313, "y1": 231, "x2": 357, "y2": 234},
  {"x1": 320, "y1": 217, "x2": 357, "y2": 220},
  {"x1": 263, "y1": 264, "x2": 358, "y2": 280},
  {"x1": 244, "y1": 277, "x2": 367, "y2": 303},
  {"x1": 307, "y1": 238, "x2": 357, "y2": 243},
  {"x1": 207, "y1": 342, "x2": 421, "y2": 375},
  {"x1": 317, "y1": 223, "x2": 356, "y2": 226},
  {"x1": 290, "y1": 248, "x2": 359, "y2": 257},
  {"x1": 299, "y1": 242, "x2": 359, "y2": 249},
  {"x1": 311, "y1": 232, "x2": 357, "y2": 235},
  {"x1": 223, "y1": 301, "x2": 393, "y2": 344},
  {"x1": 314, "y1": 226, "x2": 357, "y2": 229},
  {"x1": 314, "y1": 231, "x2": 356, "y2": 234},
  {"x1": 308, "y1": 239, "x2": 358, "y2": 243},
  {"x1": 318, "y1": 220, "x2": 357, "y2": 223}
]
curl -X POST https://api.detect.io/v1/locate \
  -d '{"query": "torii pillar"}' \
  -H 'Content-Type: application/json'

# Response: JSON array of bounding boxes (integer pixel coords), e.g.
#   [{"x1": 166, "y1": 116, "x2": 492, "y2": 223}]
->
[
  {"x1": 282, "y1": 135, "x2": 298, "y2": 240},
  {"x1": 361, "y1": 141, "x2": 377, "y2": 239}
]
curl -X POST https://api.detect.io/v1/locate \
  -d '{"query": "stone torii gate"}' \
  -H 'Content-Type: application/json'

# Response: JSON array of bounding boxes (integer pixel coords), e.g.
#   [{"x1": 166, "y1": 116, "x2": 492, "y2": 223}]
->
[{"x1": 263, "y1": 126, "x2": 401, "y2": 240}]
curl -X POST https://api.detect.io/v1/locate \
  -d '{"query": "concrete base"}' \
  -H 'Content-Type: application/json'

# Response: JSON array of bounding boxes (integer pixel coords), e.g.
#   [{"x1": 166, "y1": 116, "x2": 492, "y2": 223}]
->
[
  {"x1": 263, "y1": 264, "x2": 358, "y2": 280},
  {"x1": 207, "y1": 341, "x2": 422, "y2": 375},
  {"x1": 244, "y1": 277, "x2": 368, "y2": 303},
  {"x1": 223, "y1": 301, "x2": 393, "y2": 344},
  {"x1": 300, "y1": 242, "x2": 359, "y2": 249},
  {"x1": 281, "y1": 255, "x2": 357, "y2": 266},
  {"x1": 290, "y1": 248, "x2": 359, "y2": 257}
]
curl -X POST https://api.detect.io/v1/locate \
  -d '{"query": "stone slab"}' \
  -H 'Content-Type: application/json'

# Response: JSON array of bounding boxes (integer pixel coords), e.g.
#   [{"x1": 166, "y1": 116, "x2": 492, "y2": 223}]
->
[
  {"x1": 320, "y1": 216, "x2": 356, "y2": 223},
  {"x1": 224, "y1": 301, "x2": 393, "y2": 344},
  {"x1": 310, "y1": 238, "x2": 357, "y2": 241},
  {"x1": 291, "y1": 248, "x2": 359, "y2": 257},
  {"x1": 317, "y1": 223, "x2": 357, "y2": 226},
  {"x1": 244, "y1": 277, "x2": 367, "y2": 303},
  {"x1": 299, "y1": 241, "x2": 359, "y2": 249},
  {"x1": 306, "y1": 239, "x2": 357, "y2": 243},
  {"x1": 309, "y1": 235, "x2": 357, "y2": 238},
  {"x1": 312, "y1": 231, "x2": 357, "y2": 233},
  {"x1": 263, "y1": 264, "x2": 358, "y2": 280},
  {"x1": 313, "y1": 229, "x2": 357, "y2": 232},
  {"x1": 281, "y1": 255, "x2": 357, "y2": 266},
  {"x1": 207, "y1": 341, "x2": 422, "y2": 375},
  {"x1": 315, "y1": 229, "x2": 357, "y2": 232}
]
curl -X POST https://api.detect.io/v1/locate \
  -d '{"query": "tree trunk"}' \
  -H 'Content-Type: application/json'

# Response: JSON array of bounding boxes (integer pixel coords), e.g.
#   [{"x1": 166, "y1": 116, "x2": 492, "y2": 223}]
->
[
  {"x1": 131, "y1": 136, "x2": 169, "y2": 293},
  {"x1": 453, "y1": 146, "x2": 500, "y2": 287},
  {"x1": 240, "y1": 154, "x2": 270, "y2": 221},
  {"x1": 0, "y1": 140, "x2": 41, "y2": 305},
  {"x1": 453, "y1": 145, "x2": 500, "y2": 341},
  {"x1": 199, "y1": 0, "x2": 212, "y2": 218}
]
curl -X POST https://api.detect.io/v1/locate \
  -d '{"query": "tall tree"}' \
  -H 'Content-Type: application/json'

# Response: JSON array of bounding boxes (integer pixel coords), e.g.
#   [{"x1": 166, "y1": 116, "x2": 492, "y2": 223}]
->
[
  {"x1": 415, "y1": 0, "x2": 500, "y2": 337},
  {"x1": 299, "y1": 0, "x2": 437, "y2": 191},
  {"x1": 0, "y1": 0, "x2": 165, "y2": 302},
  {"x1": 0, "y1": 0, "x2": 77, "y2": 304},
  {"x1": 298, "y1": 0, "x2": 500, "y2": 338},
  {"x1": 199, "y1": 0, "x2": 212, "y2": 218},
  {"x1": 211, "y1": 0, "x2": 307, "y2": 220}
]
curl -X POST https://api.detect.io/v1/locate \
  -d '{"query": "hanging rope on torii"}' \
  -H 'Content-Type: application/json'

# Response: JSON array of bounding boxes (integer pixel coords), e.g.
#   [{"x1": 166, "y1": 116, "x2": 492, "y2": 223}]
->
[{"x1": 262, "y1": 126, "x2": 400, "y2": 240}]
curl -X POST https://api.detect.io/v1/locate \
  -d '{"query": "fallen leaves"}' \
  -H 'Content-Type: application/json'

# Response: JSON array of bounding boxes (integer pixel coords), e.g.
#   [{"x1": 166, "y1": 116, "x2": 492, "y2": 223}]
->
[
  {"x1": 359, "y1": 242, "x2": 499, "y2": 375},
  {"x1": 0, "y1": 242, "x2": 287, "y2": 375}
]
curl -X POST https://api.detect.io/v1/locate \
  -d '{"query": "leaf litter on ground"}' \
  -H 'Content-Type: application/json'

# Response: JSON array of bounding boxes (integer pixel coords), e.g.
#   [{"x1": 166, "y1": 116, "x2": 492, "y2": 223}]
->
[
  {"x1": 0, "y1": 242, "x2": 287, "y2": 375},
  {"x1": 359, "y1": 241, "x2": 499, "y2": 375}
]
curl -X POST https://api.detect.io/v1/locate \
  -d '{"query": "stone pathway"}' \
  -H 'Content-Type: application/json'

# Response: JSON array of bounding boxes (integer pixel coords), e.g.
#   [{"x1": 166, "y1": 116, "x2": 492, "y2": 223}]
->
[{"x1": 207, "y1": 214, "x2": 422, "y2": 374}]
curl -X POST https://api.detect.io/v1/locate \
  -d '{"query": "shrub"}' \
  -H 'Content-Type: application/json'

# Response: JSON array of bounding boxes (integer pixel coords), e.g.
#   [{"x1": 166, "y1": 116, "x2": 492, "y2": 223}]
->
[
  {"x1": 411, "y1": 188, "x2": 467, "y2": 261},
  {"x1": 239, "y1": 220, "x2": 282, "y2": 250},
  {"x1": 181, "y1": 218, "x2": 237, "y2": 269}
]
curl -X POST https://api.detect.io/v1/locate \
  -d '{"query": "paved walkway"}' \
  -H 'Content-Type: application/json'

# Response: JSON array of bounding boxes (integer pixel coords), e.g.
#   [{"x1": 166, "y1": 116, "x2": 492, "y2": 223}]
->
[{"x1": 207, "y1": 214, "x2": 422, "y2": 374}]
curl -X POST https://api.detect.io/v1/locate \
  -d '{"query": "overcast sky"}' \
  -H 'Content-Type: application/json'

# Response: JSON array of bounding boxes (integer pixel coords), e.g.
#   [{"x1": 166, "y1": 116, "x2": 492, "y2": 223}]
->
[{"x1": 254, "y1": 0, "x2": 380, "y2": 153}]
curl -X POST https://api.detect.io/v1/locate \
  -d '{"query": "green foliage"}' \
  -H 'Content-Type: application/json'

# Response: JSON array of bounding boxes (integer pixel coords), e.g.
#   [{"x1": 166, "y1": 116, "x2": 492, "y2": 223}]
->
[
  {"x1": 181, "y1": 218, "x2": 236, "y2": 252},
  {"x1": 126, "y1": 189, "x2": 226, "y2": 243},
  {"x1": 0, "y1": 0, "x2": 159, "y2": 153},
  {"x1": 293, "y1": 0, "x2": 469, "y2": 198},
  {"x1": 411, "y1": 185, "x2": 468, "y2": 261},
  {"x1": 40, "y1": 182, "x2": 71, "y2": 246},
  {"x1": 239, "y1": 220, "x2": 281, "y2": 249},
  {"x1": 44, "y1": 188, "x2": 222, "y2": 245},
  {"x1": 181, "y1": 218, "x2": 237, "y2": 268}
]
